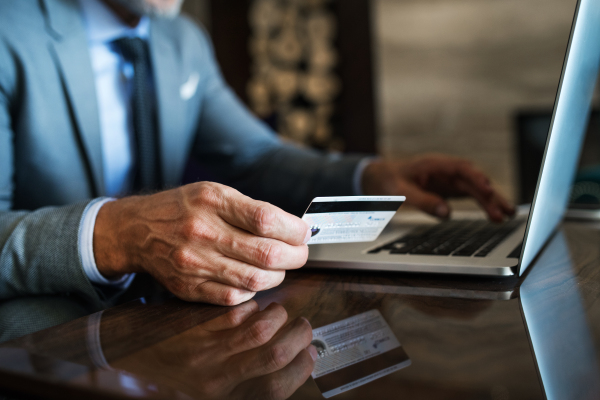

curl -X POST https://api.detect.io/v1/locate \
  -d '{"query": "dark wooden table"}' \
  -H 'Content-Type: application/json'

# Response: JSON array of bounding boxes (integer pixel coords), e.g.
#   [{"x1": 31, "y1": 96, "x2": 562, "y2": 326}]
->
[{"x1": 1, "y1": 220, "x2": 599, "y2": 400}]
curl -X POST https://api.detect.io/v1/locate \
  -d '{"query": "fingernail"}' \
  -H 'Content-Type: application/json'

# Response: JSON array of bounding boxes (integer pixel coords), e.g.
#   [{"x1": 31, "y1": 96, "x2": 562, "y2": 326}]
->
[
  {"x1": 303, "y1": 227, "x2": 312, "y2": 244},
  {"x1": 308, "y1": 345, "x2": 318, "y2": 361},
  {"x1": 435, "y1": 203, "x2": 449, "y2": 218}
]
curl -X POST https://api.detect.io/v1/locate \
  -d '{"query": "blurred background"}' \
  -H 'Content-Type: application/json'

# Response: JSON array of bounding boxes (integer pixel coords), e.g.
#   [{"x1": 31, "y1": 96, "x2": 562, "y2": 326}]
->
[{"x1": 182, "y1": 0, "x2": 600, "y2": 205}]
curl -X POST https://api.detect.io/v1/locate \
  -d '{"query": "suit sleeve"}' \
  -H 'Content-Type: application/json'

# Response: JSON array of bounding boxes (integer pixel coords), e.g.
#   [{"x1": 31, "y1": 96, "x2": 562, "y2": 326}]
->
[
  {"x1": 0, "y1": 39, "x2": 118, "y2": 310},
  {"x1": 188, "y1": 25, "x2": 365, "y2": 215}
]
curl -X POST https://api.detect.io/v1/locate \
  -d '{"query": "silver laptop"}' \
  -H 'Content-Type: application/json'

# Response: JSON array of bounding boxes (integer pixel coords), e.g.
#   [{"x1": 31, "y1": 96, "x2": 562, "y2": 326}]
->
[{"x1": 307, "y1": 0, "x2": 600, "y2": 277}]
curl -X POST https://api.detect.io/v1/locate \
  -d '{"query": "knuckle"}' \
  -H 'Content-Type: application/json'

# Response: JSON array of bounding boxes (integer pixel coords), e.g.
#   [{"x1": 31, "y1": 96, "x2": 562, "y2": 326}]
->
[
  {"x1": 222, "y1": 288, "x2": 244, "y2": 306},
  {"x1": 188, "y1": 218, "x2": 220, "y2": 242},
  {"x1": 265, "y1": 245, "x2": 282, "y2": 269},
  {"x1": 195, "y1": 182, "x2": 223, "y2": 206},
  {"x1": 266, "y1": 344, "x2": 289, "y2": 371},
  {"x1": 171, "y1": 248, "x2": 194, "y2": 271},
  {"x1": 253, "y1": 204, "x2": 276, "y2": 236},
  {"x1": 247, "y1": 319, "x2": 273, "y2": 347},
  {"x1": 245, "y1": 269, "x2": 269, "y2": 292},
  {"x1": 257, "y1": 241, "x2": 282, "y2": 269},
  {"x1": 180, "y1": 219, "x2": 197, "y2": 240},
  {"x1": 181, "y1": 218, "x2": 218, "y2": 242}
]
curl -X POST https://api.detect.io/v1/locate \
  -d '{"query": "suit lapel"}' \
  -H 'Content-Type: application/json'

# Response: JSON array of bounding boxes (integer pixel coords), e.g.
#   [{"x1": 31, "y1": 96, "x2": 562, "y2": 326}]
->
[
  {"x1": 149, "y1": 21, "x2": 187, "y2": 188},
  {"x1": 43, "y1": 1, "x2": 189, "y2": 192},
  {"x1": 44, "y1": 0, "x2": 105, "y2": 196}
]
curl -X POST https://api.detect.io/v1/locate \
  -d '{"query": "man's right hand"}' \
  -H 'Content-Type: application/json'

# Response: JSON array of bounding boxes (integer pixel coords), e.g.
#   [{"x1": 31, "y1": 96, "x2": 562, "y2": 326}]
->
[
  {"x1": 112, "y1": 301, "x2": 317, "y2": 400},
  {"x1": 93, "y1": 182, "x2": 312, "y2": 305}
]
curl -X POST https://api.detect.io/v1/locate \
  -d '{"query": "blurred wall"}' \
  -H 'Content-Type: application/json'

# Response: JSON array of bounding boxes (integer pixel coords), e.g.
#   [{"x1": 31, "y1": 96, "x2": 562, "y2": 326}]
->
[
  {"x1": 184, "y1": 0, "x2": 584, "y2": 202},
  {"x1": 181, "y1": 0, "x2": 210, "y2": 30},
  {"x1": 373, "y1": 0, "x2": 578, "y2": 201}
]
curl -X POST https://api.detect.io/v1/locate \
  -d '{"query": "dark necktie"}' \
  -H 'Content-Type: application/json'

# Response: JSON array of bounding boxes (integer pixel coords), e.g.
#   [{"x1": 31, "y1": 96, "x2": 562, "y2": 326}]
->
[{"x1": 112, "y1": 37, "x2": 161, "y2": 192}]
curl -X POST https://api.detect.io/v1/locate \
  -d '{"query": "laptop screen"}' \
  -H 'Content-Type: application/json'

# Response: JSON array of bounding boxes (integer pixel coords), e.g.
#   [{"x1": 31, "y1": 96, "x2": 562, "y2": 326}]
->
[{"x1": 520, "y1": 0, "x2": 600, "y2": 274}]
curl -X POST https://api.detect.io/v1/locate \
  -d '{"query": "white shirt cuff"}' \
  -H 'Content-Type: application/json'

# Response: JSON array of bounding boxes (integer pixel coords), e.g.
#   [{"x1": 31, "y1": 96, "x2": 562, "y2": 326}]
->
[
  {"x1": 352, "y1": 157, "x2": 377, "y2": 196},
  {"x1": 80, "y1": 198, "x2": 135, "y2": 288}
]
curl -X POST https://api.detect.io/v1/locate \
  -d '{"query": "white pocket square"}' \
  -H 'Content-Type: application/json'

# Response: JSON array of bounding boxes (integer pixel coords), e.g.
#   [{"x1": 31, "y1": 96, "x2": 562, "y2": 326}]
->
[{"x1": 180, "y1": 72, "x2": 200, "y2": 100}]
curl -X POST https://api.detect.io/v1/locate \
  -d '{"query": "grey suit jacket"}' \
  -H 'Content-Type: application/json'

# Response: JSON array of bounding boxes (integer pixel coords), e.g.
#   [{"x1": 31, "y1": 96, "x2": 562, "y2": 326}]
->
[{"x1": 0, "y1": 0, "x2": 362, "y2": 315}]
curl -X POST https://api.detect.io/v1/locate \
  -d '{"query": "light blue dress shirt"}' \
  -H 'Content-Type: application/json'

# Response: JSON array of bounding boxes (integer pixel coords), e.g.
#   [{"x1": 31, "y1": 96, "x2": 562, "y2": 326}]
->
[
  {"x1": 81, "y1": 0, "x2": 150, "y2": 197},
  {"x1": 78, "y1": 0, "x2": 150, "y2": 287},
  {"x1": 76, "y1": 0, "x2": 369, "y2": 289}
]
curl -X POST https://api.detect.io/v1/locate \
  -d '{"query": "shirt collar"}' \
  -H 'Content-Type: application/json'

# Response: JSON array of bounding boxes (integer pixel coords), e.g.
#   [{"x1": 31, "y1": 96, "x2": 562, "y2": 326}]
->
[{"x1": 79, "y1": 0, "x2": 150, "y2": 44}]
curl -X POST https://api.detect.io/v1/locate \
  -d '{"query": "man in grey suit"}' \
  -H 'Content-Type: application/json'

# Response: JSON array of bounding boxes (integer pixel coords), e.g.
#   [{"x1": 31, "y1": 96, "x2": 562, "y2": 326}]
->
[{"x1": 0, "y1": 0, "x2": 513, "y2": 339}]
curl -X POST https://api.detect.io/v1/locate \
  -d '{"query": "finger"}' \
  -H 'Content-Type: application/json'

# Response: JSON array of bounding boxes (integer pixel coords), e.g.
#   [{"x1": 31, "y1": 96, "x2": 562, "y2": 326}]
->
[
  {"x1": 451, "y1": 160, "x2": 494, "y2": 196},
  {"x1": 212, "y1": 256, "x2": 287, "y2": 292},
  {"x1": 220, "y1": 193, "x2": 311, "y2": 246},
  {"x1": 234, "y1": 316, "x2": 313, "y2": 380},
  {"x1": 449, "y1": 162, "x2": 517, "y2": 219},
  {"x1": 171, "y1": 242, "x2": 291, "y2": 291},
  {"x1": 218, "y1": 229, "x2": 309, "y2": 271},
  {"x1": 487, "y1": 192, "x2": 515, "y2": 219},
  {"x1": 495, "y1": 192, "x2": 516, "y2": 216},
  {"x1": 489, "y1": 192, "x2": 515, "y2": 219},
  {"x1": 235, "y1": 346, "x2": 316, "y2": 400},
  {"x1": 203, "y1": 300, "x2": 260, "y2": 332},
  {"x1": 401, "y1": 181, "x2": 450, "y2": 218},
  {"x1": 223, "y1": 303, "x2": 289, "y2": 356},
  {"x1": 454, "y1": 180, "x2": 503, "y2": 222},
  {"x1": 188, "y1": 303, "x2": 287, "y2": 368},
  {"x1": 454, "y1": 179, "x2": 507, "y2": 222},
  {"x1": 170, "y1": 278, "x2": 257, "y2": 306}
]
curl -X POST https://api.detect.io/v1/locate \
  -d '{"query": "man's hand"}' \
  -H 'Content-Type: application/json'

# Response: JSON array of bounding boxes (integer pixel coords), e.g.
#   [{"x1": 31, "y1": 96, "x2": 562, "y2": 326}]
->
[
  {"x1": 111, "y1": 301, "x2": 317, "y2": 400},
  {"x1": 93, "y1": 182, "x2": 312, "y2": 305},
  {"x1": 362, "y1": 154, "x2": 514, "y2": 222}
]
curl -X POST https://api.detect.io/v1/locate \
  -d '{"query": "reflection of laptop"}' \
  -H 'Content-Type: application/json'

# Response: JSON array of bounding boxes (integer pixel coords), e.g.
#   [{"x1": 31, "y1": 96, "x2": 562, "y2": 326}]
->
[{"x1": 307, "y1": 0, "x2": 600, "y2": 277}]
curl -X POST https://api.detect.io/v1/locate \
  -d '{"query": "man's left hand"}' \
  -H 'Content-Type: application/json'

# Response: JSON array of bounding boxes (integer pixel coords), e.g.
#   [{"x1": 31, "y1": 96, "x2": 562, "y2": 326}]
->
[{"x1": 361, "y1": 154, "x2": 515, "y2": 222}]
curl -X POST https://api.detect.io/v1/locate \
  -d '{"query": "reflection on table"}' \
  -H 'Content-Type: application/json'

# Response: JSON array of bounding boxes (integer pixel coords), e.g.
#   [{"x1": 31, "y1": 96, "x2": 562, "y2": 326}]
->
[
  {"x1": 0, "y1": 222, "x2": 599, "y2": 399},
  {"x1": 520, "y1": 229, "x2": 600, "y2": 400}
]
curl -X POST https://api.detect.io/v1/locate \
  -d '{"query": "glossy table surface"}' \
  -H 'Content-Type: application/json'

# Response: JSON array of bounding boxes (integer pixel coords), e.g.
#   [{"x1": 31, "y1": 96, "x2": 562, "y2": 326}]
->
[{"x1": 1, "y1": 220, "x2": 600, "y2": 400}]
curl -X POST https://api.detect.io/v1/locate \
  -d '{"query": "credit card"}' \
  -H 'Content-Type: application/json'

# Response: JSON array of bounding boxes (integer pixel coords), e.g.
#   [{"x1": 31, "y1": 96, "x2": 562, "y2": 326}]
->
[
  {"x1": 311, "y1": 310, "x2": 411, "y2": 398},
  {"x1": 302, "y1": 196, "x2": 405, "y2": 244}
]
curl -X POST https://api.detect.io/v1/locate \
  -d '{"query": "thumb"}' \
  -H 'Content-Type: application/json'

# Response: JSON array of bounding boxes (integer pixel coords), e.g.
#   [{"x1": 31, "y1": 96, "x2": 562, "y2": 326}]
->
[{"x1": 403, "y1": 184, "x2": 450, "y2": 218}]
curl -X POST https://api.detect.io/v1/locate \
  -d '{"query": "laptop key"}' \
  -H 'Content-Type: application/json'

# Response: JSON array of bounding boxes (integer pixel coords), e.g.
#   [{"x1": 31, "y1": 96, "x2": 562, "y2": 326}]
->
[
  {"x1": 369, "y1": 220, "x2": 522, "y2": 257},
  {"x1": 390, "y1": 244, "x2": 418, "y2": 254}
]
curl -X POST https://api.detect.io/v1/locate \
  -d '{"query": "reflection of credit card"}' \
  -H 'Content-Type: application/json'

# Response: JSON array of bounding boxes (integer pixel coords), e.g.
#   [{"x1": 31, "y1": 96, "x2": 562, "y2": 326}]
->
[
  {"x1": 302, "y1": 196, "x2": 405, "y2": 245},
  {"x1": 311, "y1": 310, "x2": 411, "y2": 398}
]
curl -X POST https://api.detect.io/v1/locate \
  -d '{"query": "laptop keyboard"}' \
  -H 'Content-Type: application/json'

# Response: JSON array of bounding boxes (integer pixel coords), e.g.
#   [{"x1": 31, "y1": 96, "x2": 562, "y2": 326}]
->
[{"x1": 368, "y1": 220, "x2": 522, "y2": 257}]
